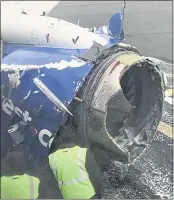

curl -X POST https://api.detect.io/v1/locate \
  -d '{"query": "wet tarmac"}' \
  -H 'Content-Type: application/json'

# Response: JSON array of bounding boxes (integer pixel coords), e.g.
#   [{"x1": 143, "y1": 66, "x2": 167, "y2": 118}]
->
[{"x1": 102, "y1": 132, "x2": 173, "y2": 199}]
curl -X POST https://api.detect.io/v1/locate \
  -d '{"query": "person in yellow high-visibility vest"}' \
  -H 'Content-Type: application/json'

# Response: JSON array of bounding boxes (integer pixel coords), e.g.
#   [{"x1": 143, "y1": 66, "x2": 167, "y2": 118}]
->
[
  {"x1": 1, "y1": 150, "x2": 40, "y2": 199},
  {"x1": 48, "y1": 128, "x2": 102, "y2": 199}
]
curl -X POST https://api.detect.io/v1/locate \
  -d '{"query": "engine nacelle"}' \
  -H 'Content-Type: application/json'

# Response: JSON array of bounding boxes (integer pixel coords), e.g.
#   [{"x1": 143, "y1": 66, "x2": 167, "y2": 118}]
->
[{"x1": 56, "y1": 44, "x2": 164, "y2": 166}]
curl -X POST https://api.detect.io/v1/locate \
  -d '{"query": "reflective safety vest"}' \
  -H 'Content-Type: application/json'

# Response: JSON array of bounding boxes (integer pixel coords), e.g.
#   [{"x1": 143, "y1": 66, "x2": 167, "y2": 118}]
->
[
  {"x1": 49, "y1": 146, "x2": 96, "y2": 199},
  {"x1": 1, "y1": 174, "x2": 40, "y2": 199}
]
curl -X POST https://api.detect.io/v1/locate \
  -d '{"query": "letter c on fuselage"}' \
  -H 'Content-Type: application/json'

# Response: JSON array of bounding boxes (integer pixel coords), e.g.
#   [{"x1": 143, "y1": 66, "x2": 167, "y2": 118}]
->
[{"x1": 39, "y1": 129, "x2": 54, "y2": 148}]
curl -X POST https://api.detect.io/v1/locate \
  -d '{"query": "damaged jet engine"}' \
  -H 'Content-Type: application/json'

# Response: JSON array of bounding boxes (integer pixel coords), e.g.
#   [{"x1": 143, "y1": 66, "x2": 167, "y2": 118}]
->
[{"x1": 55, "y1": 43, "x2": 164, "y2": 165}]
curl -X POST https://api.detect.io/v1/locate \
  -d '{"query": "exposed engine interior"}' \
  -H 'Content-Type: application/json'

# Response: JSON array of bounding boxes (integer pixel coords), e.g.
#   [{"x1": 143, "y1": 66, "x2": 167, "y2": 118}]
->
[
  {"x1": 52, "y1": 44, "x2": 164, "y2": 167},
  {"x1": 106, "y1": 59, "x2": 163, "y2": 162}
]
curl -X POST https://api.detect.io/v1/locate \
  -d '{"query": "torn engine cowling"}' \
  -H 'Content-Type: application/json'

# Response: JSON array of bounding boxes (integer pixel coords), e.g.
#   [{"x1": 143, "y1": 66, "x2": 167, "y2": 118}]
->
[{"x1": 67, "y1": 43, "x2": 164, "y2": 165}]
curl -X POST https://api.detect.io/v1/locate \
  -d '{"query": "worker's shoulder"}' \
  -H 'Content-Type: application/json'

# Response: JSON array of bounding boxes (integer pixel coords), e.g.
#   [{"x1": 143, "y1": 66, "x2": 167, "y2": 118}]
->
[
  {"x1": 48, "y1": 144, "x2": 89, "y2": 157},
  {"x1": 0, "y1": 176, "x2": 8, "y2": 181},
  {"x1": 33, "y1": 176, "x2": 40, "y2": 184}
]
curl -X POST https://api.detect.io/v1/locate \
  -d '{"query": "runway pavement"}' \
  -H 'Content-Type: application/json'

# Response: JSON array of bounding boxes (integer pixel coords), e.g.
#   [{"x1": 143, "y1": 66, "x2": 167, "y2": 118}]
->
[{"x1": 48, "y1": 1, "x2": 173, "y2": 199}]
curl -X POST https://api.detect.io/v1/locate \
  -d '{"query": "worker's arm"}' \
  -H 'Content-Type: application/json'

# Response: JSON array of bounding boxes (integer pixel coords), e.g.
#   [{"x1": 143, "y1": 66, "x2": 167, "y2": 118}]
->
[{"x1": 85, "y1": 149, "x2": 103, "y2": 198}]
